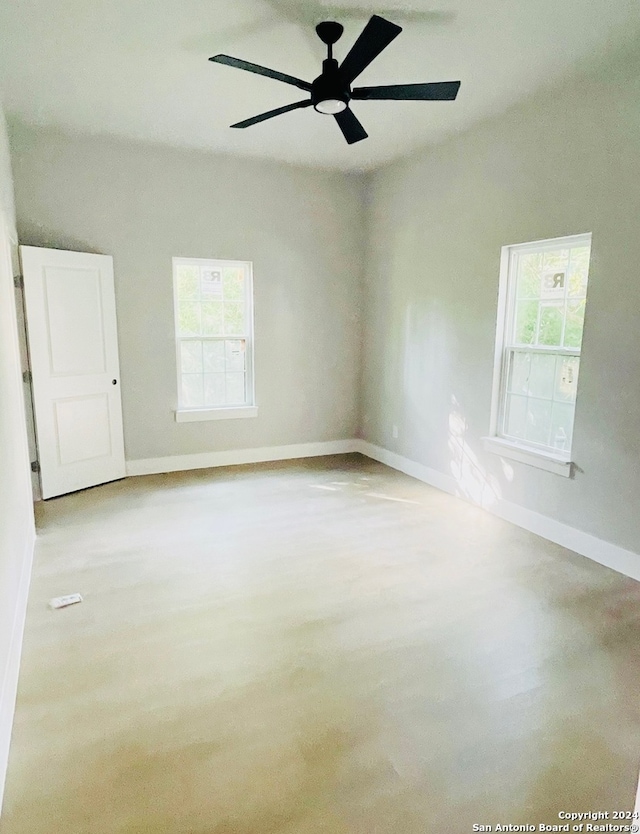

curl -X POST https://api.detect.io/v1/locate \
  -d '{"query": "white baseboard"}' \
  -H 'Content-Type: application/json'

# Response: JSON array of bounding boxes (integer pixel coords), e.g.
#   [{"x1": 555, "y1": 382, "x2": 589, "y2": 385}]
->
[
  {"x1": 355, "y1": 440, "x2": 640, "y2": 583},
  {"x1": 126, "y1": 439, "x2": 360, "y2": 477},
  {"x1": 127, "y1": 437, "x2": 640, "y2": 582},
  {"x1": 355, "y1": 440, "x2": 458, "y2": 497},
  {"x1": 0, "y1": 528, "x2": 35, "y2": 814}
]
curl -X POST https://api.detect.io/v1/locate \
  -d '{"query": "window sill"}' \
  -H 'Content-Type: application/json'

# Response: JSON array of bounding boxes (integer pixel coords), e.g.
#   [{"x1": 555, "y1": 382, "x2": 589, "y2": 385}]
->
[
  {"x1": 482, "y1": 436, "x2": 573, "y2": 478},
  {"x1": 175, "y1": 406, "x2": 258, "y2": 423}
]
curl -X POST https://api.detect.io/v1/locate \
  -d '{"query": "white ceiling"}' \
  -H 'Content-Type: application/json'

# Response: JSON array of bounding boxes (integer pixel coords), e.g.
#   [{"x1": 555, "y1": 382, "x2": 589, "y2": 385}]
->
[{"x1": 0, "y1": 0, "x2": 638, "y2": 171}]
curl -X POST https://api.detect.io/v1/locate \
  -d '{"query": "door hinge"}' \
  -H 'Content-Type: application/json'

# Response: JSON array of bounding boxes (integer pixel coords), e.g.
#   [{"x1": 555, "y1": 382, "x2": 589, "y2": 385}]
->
[
  {"x1": 31, "y1": 460, "x2": 41, "y2": 473},
  {"x1": 13, "y1": 274, "x2": 23, "y2": 289},
  {"x1": 22, "y1": 369, "x2": 32, "y2": 384}
]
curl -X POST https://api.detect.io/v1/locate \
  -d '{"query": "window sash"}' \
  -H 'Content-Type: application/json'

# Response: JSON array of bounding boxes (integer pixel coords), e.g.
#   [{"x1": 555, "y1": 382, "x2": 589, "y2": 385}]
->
[
  {"x1": 504, "y1": 245, "x2": 587, "y2": 351},
  {"x1": 503, "y1": 345, "x2": 579, "y2": 356},
  {"x1": 502, "y1": 232, "x2": 591, "y2": 256},
  {"x1": 173, "y1": 258, "x2": 254, "y2": 410},
  {"x1": 491, "y1": 233, "x2": 591, "y2": 457},
  {"x1": 499, "y1": 348, "x2": 579, "y2": 453}
]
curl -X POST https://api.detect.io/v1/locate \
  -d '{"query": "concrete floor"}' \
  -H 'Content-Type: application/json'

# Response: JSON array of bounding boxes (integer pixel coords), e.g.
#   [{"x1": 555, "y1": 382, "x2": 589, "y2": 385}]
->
[{"x1": 2, "y1": 454, "x2": 640, "y2": 833}]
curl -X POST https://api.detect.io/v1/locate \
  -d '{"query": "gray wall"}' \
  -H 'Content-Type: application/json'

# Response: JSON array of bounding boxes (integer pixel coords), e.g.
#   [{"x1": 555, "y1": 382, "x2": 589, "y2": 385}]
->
[
  {"x1": 361, "y1": 36, "x2": 640, "y2": 554},
  {"x1": 9, "y1": 125, "x2": 366, "y2": 462},
  {"x1": 8, "y1": 32, "x2": 640, "y2": 558},
  {"x1": 0, "y1": 100, "x2": 34, "y2": 810}
]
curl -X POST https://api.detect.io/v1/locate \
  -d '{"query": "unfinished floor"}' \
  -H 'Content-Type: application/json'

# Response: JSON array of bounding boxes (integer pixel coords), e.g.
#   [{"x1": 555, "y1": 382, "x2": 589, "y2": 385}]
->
[{"x1": 2, "y1": 454, "x2": 640, "y2": 833}]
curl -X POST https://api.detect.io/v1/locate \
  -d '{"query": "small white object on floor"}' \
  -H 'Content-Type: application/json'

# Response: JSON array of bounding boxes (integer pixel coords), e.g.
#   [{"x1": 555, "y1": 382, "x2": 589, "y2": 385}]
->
[{"x1": 49, "y1": 593, "x2": 83, "y2": 609}]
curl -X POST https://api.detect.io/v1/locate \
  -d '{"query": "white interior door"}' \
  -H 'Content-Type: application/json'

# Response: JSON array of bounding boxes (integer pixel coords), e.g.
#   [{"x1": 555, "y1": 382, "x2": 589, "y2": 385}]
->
[{"x1": 20, "y1": 246, "x2": 126, "y2": 499}]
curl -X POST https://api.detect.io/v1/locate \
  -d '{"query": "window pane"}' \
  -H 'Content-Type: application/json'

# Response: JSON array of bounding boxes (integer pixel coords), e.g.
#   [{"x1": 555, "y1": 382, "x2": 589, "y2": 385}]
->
[
  {"x1": 528, "y1": 352, "x2": 555, "y2": 399},
  {"x1": 204, "y1": 373, "x2": 226, "y2": 406},
  {"x1": 505, "y1": 394, "x2": 527, "y2": 439},
  {"x1": 540, "y1": 269, "x2": 567, "y2": 301},
  {"x1": 516, "y1": 253, "x2": 542, "y2": 299},
  {"x1": 567, "y1": 264, "x2": 588, "y2": 298},
  {"x1": 223, "y1": 268, "x2": 244, "y2": 301},
  {"x1": 538, "y1": 303, "x2": 563, "y2": 346},
  {"x1": 176, "y1": 266, "x2": 199, "y2": 300},
  {"x1": 181, "y1": 374, "x2": 203, "y2": 407},
  {"x1": 525, "y1": 399, "x2": 552, "y2": 446},
  {"x1": 224, "y1": 302, "x2": 245, "y2": 335},
  {"x1": 550, "y1": 402, "x2": 574, "y2": 451},
  {"x1": 542, "y1": 249, "x2": 569, "y2": 272},
  {"x1": 225, "y1": 340, "x2": 245, "y2": 373},
  {"x1": 568, "y1": 246, "x2": 590, "y2": 297},
  {"x1": 178, "y1": 302, "x2": 201, "y2": 336},
  {"x1": 514, "y1": 301, "x2": 538, "y2": 345},
  {"x1": 507, "y1": 351, "x2": 530, "y2": 395},
  {"x1": 554, "y1": 356, "x2": 579, "y2": 403},
  {"x1": 563, "y1": 299, "x2": 585, "y2": 348},
  {"x1": 203, "y1": 340, "x2": 225, "y2": 373},
  {"x1": 540, "y1": 250, "x2": 569, "y2": 306},
  {"x1": 201, "y1": 267, "x2": 223, "y2": 299},
  {"x1": 180, "y1": 340, "x2": 202, "y2": 373},
  {"x1": 202, "y1": 300, "x2": 224, "y2": 336},
  {"x1": 225, "y1": 373, "x2": 246, "y2": 405}
]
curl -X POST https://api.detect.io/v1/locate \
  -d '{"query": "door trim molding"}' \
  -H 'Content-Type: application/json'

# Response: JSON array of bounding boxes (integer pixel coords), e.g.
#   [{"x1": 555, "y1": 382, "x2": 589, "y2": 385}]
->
[{"x1": 126, "y1": 439, "x2": 359, "y2": 476}]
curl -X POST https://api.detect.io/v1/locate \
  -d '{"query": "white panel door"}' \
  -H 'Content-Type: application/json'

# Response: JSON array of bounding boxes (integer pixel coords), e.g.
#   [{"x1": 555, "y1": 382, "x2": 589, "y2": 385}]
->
[{"x1": 20, "y1": 246, "x2": 126, "y2": 499}]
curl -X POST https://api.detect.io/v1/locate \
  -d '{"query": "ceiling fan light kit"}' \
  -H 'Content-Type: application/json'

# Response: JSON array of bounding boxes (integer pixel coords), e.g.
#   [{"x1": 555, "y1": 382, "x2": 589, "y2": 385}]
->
[
  {"x1": 315, "y1": 98, "x2": 348, "y2": 114},
  {"x1": 209, "y1": 14, "x2": 461, "y2": 145}
]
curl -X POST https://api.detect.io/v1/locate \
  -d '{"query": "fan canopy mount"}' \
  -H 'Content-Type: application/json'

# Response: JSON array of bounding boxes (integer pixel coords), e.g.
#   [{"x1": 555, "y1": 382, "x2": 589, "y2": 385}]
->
[
  {"x1": 209, "y1": 14, "x2": 461, "y2": 145},
  {"x1": 315, "y1": 21, "x2": 345, "y2": 46}
]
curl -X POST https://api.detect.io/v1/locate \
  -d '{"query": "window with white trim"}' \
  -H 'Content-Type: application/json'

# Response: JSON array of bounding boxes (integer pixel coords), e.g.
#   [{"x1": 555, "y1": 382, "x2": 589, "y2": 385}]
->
[
  {"x1": 488, "y1": 234, "x2": 591, "y2": 463},
  {"x1": 173, "y1": 258, "x2": 255, "y2": 418}
]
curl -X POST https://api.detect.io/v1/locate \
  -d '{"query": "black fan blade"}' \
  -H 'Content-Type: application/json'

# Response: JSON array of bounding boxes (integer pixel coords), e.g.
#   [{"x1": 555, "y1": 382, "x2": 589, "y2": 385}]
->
[
  {"x1": 352, "y1": 81, "x2": 461, "y2": 101},
  {"x1": 209, "y1": 54, "x2": 311, "y2": 92},
  {"x1": 338, "y1": 15, "x2": 402, "y2": 85},
  {"x1": 232, "y1": 99, "x2": 312, "y2": 129},
  {"x1": 334, "y1": 108, "x2": 368, "y2": 144}
]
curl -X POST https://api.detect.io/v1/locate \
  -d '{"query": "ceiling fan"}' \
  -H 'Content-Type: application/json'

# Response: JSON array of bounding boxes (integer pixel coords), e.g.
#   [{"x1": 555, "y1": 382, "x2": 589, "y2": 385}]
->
[{"x1": 209, "y1": 14, "x2": 461, "y2": 145}]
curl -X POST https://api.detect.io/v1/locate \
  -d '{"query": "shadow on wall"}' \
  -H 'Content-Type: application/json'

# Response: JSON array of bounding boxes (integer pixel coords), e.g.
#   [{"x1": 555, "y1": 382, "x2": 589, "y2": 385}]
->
[
  {"x1": 448, "y1": 394, "x2": 512, "y2": 508},
  {"x1": 15, "y1": 222, "x2": 102, "y2": 257}
]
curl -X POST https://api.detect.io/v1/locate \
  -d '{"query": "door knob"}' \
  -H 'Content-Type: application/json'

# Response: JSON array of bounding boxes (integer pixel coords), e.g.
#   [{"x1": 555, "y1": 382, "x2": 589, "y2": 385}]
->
[{"x1": 112, "y1": 379, "x2": 117, "y2": 385}]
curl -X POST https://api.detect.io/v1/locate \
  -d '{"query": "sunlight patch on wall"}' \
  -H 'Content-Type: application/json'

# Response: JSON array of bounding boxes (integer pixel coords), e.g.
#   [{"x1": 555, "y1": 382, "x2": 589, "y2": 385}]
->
[{"x1": 448, "y1": 395, "x2": 502, "y2": 508}]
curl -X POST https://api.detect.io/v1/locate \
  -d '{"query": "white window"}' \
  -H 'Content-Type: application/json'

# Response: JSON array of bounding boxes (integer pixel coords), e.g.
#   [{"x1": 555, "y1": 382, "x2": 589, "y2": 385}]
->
[
  {"x1": 484, "y1": 233, "x2": 591, "y2": 476},
  {"x1": 173, "y1": 257, "x2": 256, "y2": 422}
]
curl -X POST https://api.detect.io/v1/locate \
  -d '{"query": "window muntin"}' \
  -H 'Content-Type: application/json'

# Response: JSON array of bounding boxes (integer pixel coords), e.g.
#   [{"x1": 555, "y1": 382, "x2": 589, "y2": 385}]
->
[
  {"x1": 496, "y1": 235, "x2": 591, "y2": 456},
  {"x1": 173, "y1": 258, "x2": 254, "y2": 410}
]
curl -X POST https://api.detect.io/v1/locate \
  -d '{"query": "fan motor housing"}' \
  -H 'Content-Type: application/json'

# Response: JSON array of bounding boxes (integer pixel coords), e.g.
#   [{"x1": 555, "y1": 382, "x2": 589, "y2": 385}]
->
[{"x1": 311, "y1": 58, "x2": 350, "y2": 112}]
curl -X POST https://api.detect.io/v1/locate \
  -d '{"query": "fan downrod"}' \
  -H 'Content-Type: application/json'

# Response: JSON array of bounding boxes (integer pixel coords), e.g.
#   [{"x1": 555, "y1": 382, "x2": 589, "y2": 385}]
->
[{"x1": 315, "y1": 21, "x2": 344, "y2": 46}]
